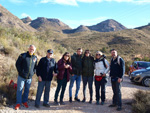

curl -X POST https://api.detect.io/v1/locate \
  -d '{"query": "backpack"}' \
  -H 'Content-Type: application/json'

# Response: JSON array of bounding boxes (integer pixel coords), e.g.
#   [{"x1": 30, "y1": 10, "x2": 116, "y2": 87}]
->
[{"x1": 111, "y1": 56, "x2": 121, "y2": 65}]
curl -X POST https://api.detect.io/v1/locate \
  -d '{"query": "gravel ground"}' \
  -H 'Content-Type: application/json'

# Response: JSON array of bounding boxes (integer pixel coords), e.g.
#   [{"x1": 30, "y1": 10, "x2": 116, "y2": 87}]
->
[{"x1": 0, "y1": 75, "x2": 149, "y2": 113}]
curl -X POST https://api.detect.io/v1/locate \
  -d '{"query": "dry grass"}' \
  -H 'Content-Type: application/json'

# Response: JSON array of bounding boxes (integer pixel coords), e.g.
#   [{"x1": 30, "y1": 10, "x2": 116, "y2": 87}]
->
[{"x1": 132, "y1": 90, "x2": 150, "y2": 113}]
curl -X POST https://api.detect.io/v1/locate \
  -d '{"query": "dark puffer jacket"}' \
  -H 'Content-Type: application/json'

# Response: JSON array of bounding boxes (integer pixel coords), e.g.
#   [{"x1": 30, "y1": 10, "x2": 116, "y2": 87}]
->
[
  {"x1": 71, "y1": 53, "x2": 82, "y2": 76},
  {"x1": 82, "y1": 56, "x2": 94, "y2": 77},
  {"x1": 16, "y1": 51, "x2": 37, "y2": 79},
  {"x1": 36, "y1": 57, "x2": 58, "y2": 81}
]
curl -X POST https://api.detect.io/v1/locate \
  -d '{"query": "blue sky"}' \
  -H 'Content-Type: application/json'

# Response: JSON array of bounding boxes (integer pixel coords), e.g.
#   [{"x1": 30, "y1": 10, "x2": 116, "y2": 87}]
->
[{"x1": 0, "y1": 0, "x2": 150, "y2": 28}]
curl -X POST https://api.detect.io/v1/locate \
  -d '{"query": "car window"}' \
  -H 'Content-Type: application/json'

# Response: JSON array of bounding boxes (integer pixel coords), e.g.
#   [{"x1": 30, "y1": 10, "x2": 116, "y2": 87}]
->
[
  {"x1": 133, "y1": 62, "x2": 137, "y2": 69},
  {"x1": 138, "y1": 62, "x2": 150, "y2": 68}
]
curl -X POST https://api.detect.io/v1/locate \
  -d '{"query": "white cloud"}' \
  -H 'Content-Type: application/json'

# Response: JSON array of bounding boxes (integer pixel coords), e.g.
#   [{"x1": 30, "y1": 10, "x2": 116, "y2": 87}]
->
[
  {"x1": 9, "y1": 0, "x2": 25, "y2": 3},
  {"x1": 40, "y1": 0, "x2": 150, "y2": 6},
  {"x1": 62, "y1": 16, "x2": 108, "y2": 28},
  {"x1": 40, "y1": 0, "x2": 78, "y2": 6},
  {"x1": 21, "y1": 13, "x2": 30, "y2": 18}
]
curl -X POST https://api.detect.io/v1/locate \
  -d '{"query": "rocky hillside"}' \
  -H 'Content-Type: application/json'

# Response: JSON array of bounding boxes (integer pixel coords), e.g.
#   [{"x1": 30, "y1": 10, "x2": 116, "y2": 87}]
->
[
  {"x1": 21, "y1": 16, "x2": 32, "y2": 25},
  {"x1": 0, "y1": 5, "x2": 36, "y2": 32},
  {"x1": 87, "y1": 19, "x2": 127, "y2": 32},
  {"x1": 135, "y1": 23, "x2": 150, "y2": 35},
  {"x1": 29, "y1": 17, "x2": 71, "y2": 32},
  {"x1": 63, "y1": 25, "x2": 90, "y2": 33}
]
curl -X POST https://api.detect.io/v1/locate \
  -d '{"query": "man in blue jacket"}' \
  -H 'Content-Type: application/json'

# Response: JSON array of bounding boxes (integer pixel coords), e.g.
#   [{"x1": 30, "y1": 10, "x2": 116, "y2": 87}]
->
[
  {"x1": 35, "y1": 49, "x2": 58, "y2": 108},
  {"x1": 109, "y1": 49, "x2": 125, "y2": 111},
  {"x1": 15, "y1": 45, "x2": 37, "y2": 110}
]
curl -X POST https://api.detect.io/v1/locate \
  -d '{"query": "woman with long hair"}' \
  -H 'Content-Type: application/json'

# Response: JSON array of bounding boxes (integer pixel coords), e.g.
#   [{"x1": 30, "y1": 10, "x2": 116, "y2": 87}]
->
[
  {"x1": 54, "y1": 52, "x2": 72, "y2": 105},
  {"x1": 82, "y1": 50, "x2": 94, "y2": 103}
]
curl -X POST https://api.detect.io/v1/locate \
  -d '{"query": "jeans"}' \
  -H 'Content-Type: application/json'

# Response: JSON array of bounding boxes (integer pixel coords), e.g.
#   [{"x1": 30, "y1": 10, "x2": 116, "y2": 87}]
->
[
  {"x1": 16, "y1": 76, "x2": 32, "y2": 104},
  {"x1": 35, "y1": 81, "x2": 51, "y2": 106},
  {"x1": 111, "y1": 80, "x2": 122, "y2": 107},
  {"x1": 82, "y1": 76, "x2": 93, "y2": 100},
  {"x1": 95, "y1": 77, "x2": 107, "y2": 102},
  {"x1": 69, "y1": 75, "x2": 81, "y2": 98},
  {"x1": 54, "y1": 78, "x2": 67, "y2": 101}
]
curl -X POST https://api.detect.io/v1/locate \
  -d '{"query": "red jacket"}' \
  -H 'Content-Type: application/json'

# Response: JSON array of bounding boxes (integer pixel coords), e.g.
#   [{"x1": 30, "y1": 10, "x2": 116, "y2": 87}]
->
[{"x1": 57, "y1": 58, "x2": 72, "y2": 82}]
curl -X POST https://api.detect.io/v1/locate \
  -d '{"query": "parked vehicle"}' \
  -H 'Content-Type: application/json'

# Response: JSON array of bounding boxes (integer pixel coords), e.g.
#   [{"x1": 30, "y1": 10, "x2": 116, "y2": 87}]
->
[
  {"x1": 130, "y1": 67, "x2": 150, "y2": 87},
  {"x1": 128, "y1": 61, "x2": 150, "y2": 76}
]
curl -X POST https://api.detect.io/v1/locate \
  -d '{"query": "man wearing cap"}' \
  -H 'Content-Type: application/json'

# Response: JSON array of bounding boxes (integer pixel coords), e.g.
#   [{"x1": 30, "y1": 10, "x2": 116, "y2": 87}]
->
[
  {"x1": 15, "y1": 45, "x2": 37, "y2": 110},
  {"x1": 35, "y1": 49, "x2": 58, "y2": 108}
]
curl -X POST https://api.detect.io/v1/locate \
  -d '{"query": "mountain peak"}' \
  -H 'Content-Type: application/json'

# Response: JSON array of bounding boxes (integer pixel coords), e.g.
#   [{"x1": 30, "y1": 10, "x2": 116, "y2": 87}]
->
[
  {"x1": 21, "y1": 16, "x2": 32, "y2": 24},
  {"x1": 75, "y1": 25, "x2": 90, "y2": 33},
  {"x1": 87, "y1": 19, "x2": 127, "y2": 32},
  {"x1": 30, "y1": 17, "x2": 71, "y2": 32}
]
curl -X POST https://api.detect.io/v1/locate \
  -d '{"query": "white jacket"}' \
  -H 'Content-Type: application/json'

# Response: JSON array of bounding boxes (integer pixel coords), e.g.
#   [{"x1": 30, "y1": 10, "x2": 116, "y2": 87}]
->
[{"x1": 94, "y1": 58, "x2": 110, "y2": 76}]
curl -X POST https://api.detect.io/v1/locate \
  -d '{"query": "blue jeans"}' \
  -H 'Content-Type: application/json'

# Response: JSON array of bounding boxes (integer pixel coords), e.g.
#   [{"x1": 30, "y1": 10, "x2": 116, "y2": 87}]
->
[
  {"x1": 35, "y1": 81, "x2": 51, "y2": 106},
  {"x1": 111, "y1": 80, "x2": 122, "y2": 107},
  {"x1": 82, "y1": 76, "x2": 93, "y2": 100},
  {"x1": 54, "y1": 78, "x2": 67, "y2": 101},
  {"x1": 16, "y1": 76, "x2": 32, "y2": 104},
  {"x1": 69, "y1": 75, "x2": 81, "y2": 98}
]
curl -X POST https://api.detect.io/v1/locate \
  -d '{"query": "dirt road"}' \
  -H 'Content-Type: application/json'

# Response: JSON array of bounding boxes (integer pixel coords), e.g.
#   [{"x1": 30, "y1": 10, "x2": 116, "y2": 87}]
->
[{"x1": 0, "y1": 75, "x2": 149, "y2": 113}]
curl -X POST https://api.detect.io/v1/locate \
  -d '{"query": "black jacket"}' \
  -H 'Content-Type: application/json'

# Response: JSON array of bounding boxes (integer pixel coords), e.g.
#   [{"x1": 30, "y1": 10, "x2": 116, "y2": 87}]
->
[
  {"x1": 71, "y1": 53, "x2": 82, "y2": 75},
  {"x1": 36, "y1": 57, "x2": 58, "y2": 81},
  {"x1": 110, "y1": 56, "x2": 125, "y2": 78},
  {"x1": 16, "y1": 52, "x2": 37, "y2": 79},
  {"x1": 82, "y1": 56, "x2": 94, "y2": 77}
]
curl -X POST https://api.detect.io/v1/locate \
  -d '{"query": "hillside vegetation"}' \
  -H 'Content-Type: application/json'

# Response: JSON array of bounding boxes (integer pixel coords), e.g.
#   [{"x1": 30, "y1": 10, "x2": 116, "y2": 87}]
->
[{"x1": 56, "y1": 29, "x2": 150, "y2": 61}]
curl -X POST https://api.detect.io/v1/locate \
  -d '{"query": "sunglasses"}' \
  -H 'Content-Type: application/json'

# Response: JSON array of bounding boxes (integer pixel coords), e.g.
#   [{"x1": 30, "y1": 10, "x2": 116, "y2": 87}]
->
[
  {"x1": 65, "y1": 55, "x2": 70, "y2": 57},
  {"x1": 96, "y1": 54, "x2": 100, "y2": 56}
]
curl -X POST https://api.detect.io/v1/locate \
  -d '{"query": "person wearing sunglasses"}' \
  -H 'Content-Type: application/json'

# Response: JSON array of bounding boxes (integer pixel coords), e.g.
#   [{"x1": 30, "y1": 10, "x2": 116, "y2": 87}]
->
[
  {"x1": 82, "y1": 50, "x2": 94, "y2": 103},
  {"x1": 54, "y1": 52, "x2": 72, "y2": 105},
  {"x1": 94, "y1": 51, "x2": 109, "y2": 105}
]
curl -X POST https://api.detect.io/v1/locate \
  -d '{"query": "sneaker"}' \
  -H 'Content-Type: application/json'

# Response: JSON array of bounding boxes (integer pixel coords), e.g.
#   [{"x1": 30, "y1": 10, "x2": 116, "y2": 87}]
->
[
  {"x1": 82, "y1": 98, "x2": 86, "y2": 103},
  {"x1": 116, "y1": 106, "x2": 122, "y2": 111},
  {"x1": 101, "y1": 101, "x2": 104, "y2": 105},
  {"x1": 43, "y1": 103, "x2": 50, "y2": 107},
  {"x1": 60, "y1": 101, "x2": 65, "y2": 105},
  {"x1": 15, "y1": 104, "x2": 20, "y2": 110},
  {"x1": 69, "y1": 97, "x2": 72, "y2": 103},
  {"x1": 96, "y1": 101, "x2": 99, "y2": 105},
  {"x1": 109, "y1": 104, "x2": 117, "y2": 107},
  {"x1": 35, "y1": 104, "x2": 40, "y2": 108},
  {"x1": 22, "y1": 102, "x2": 28, "y2": 108},
  {"x1": 74, "y1": 97, "x2": 80, "y2": 102}
]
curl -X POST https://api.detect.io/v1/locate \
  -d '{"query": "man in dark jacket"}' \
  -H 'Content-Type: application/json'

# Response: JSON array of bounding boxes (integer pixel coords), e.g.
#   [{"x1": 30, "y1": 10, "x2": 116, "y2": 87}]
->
[
  {"x1": 35, "y1": 49, "x2": 58, "y2": 108},
  {"x1": 15, "y1": 45, "x2": 37, "y2": 110},
  {"x1": 69, "y1": 48, "x2": 83, "y2": 102},
  {"x1": 109, "y1": 49, "x2": 125, "y2": 111}
]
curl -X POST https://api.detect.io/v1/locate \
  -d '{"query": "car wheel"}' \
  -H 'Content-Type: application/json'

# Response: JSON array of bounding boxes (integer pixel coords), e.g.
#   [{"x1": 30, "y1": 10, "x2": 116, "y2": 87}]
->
[{"x1": 142, "y1": 77, "x2": 150, "y2": 87}]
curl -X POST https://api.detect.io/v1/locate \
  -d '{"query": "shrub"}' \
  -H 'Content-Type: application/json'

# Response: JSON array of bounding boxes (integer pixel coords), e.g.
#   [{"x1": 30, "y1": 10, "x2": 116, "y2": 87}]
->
[{"x1": 132, "y1": 90, "x2": 150, "y2": 113}]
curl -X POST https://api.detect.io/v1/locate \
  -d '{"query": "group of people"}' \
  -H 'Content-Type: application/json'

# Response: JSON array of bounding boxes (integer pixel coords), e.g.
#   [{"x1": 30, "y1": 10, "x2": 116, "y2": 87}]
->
[{"x1": 15, "y1": 45, "x2": 125, "y2": 111}]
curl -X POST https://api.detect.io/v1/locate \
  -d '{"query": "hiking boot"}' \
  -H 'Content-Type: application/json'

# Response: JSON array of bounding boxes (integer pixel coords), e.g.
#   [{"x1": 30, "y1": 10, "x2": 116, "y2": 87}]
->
[
  {"x1": 116, "y1": 106, "x2": 122, "y2": 111},
  {"x1": 109, "y1": 104, "x2": 117, "y2": 107},
  {"x1": 54, "y1": 100, "x2": 60, "y2": 105},
  {"x1": 89, "y1": 99, "x2": 92, "y2": 104},
  {"x1": 35, "y1": 104, "x2": 40, "y2": 108},
  {"x1": 60, "y1": 101, "x2": 65, "y2": 105},
  {"x1": 96, "y1": 101, "x2": 99, "y2": 105},
  {"x1": 43, "y1": 103, "x2": 50, "y2": 107},
  {"x1": 101, "y1": 101, "x2": 104, "y2": 105},
  {"x1": 22, "y1": 102, "x2": 28, "y2": 108},
  {"x1": 15, "y1": 104, "x2": 20, "y2": 110},
  {"x1": 74, "y1": 97, "x2": 80, "y2": 102},
  {"x1": 69, "y1": 97, "x2": 72, "y2": 103},
  {"x1": 82, "y1": 98, "x2": 86, "y2": 102}
]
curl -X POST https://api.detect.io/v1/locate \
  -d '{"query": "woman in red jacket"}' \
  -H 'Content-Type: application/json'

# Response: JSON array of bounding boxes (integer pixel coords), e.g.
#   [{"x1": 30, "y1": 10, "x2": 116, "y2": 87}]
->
[{"x1": 54, "y1": 52, "x2": 72, "y2": 105}]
